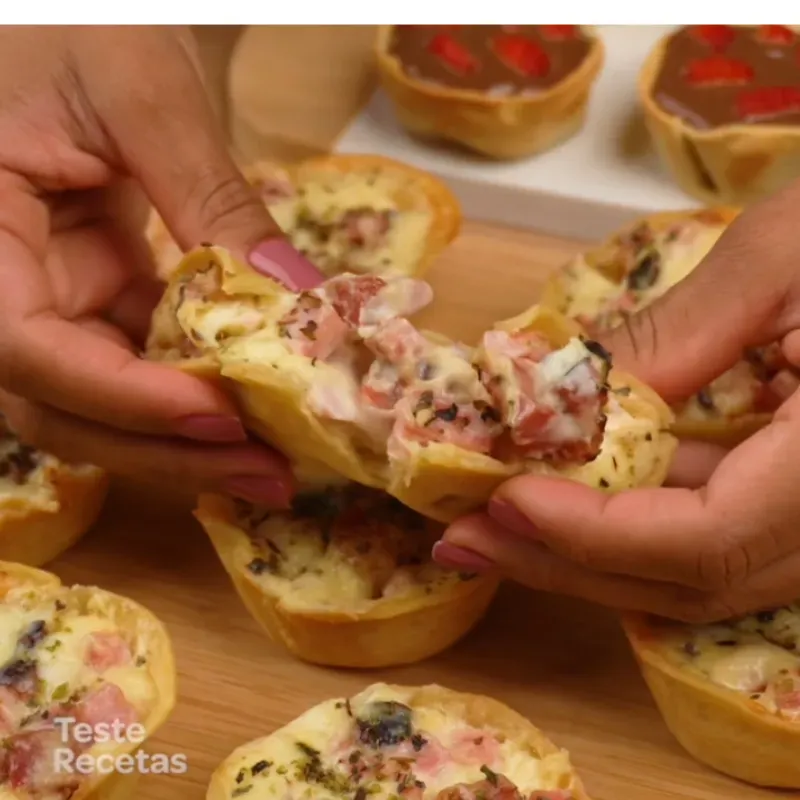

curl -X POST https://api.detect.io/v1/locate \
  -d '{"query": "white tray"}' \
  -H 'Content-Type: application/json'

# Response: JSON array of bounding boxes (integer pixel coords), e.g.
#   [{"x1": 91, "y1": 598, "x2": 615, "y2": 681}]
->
[{"x1": 334, "y1": 25, "x2": 701, "y2": 241}]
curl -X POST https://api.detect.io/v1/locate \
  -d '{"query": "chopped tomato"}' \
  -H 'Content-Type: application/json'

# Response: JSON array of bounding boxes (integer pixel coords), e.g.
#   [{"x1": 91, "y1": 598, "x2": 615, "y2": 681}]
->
[{"x1": 85, "y1": 631, "x2": 132, "y2": 672}]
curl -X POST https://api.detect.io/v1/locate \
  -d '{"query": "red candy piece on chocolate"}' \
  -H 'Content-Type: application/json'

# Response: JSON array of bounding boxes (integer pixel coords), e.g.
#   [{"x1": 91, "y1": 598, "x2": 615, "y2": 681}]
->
[
  {"x1": 491, "y1": 34, "x2": 550, "y2": 77},
  {"x1": 540, "y1": 25, "x2": 577, "y2": 40},
  {"x1": 685, "y1": 55, "x2": 754, "y2": 86},
  {"x1": 757, "y1": 25, "x2": 795, "y2": 45},
  {"x1": 428, "y1": 33, "x2": 478, "y2": 75},
  {"x1": 690, "y1": 25, "x2": 735, "y2": 50},
  {"x1": 737, "y1": 86, "x2": 800, "y2": 120}
]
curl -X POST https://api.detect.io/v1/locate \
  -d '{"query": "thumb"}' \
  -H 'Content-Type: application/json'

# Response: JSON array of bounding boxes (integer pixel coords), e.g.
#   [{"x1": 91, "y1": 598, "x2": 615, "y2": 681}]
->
[
  {"x1": 598, "y1": 184, "x2": 800, "y2": 402},
  {"x1": 83, "y1": 27, "x2": 323, "y2": 290}
]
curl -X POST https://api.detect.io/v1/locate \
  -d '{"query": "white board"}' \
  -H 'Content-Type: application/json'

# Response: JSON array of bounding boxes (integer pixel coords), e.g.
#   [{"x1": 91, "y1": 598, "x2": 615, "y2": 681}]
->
[{"x1": 334, "y1": 25, "x2": 701, "y2": 241}]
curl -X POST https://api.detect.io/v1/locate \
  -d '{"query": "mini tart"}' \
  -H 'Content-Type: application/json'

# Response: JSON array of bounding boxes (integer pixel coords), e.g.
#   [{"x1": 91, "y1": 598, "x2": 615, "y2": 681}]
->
[
  {"x1": 540, "y1": 208, "x2": 782, "y2": 446},
  {"x1": 0, "y1": 560, "x2": 176, "y2": 799},
  {"x1": 640, "y1": 25, "x2": 800, "y2": 206},
  {"x1": 375, "y1": 25, "x2": 604, "y2": 160},
  {"x1": 206, "y1": 682, "x2": 590, "y2": 800},
  {"x1": 194, "y1": 484, "x2": 500, "y2": 668},
  {"x1": 622, "y1": 606, "x2": 800, "y2": 788},
  {"x1": 146, "y1": 246, "x2": 676, "y2": 523},
  {"x1": 0, "y1": 417, "x2": 109, "y2": 566},
  {"x1": 146, "y1": 154, "x2": 460, "y2": 281}
]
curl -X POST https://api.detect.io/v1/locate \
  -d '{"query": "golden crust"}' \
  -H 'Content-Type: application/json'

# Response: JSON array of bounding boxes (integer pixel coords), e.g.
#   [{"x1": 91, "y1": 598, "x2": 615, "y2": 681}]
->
[
  {"x1": 0, "y1": 465, "x2": 109, "y2": 567},
  {"x1": 146, "y1": 153, "x2": 461, "y2": 281},
  {"x1": 206, "y1": 683, "x2": 592, "y2": 800},
  {"x1": 147, "y1": 248, "x2": 676, "y2": 522},
  {"x1": 539, "y1": 208, "x2": 775, "y2": 446},
  {"x1": 375, "y1": 25, "x2": 605, "y2": 160},
  {"x1": 0, "y1": 561, "x2": 177, "y2": 800},
  {"x1": 621, "y1": 611, "x2": 800, "y2": 788},
  {"x1": 639, "y1": 27, "x2": 800, "y2": 206},
  {"x1": 194, "y1": 493, "x2": 499, "y2": 668}
]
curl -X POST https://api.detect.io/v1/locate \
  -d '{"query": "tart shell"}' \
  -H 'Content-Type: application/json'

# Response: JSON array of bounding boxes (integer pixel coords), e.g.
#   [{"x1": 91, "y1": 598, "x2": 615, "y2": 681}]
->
[
  {"x1": 374, "y1": 25, "x2": 605, "y2": 160},
  {"x1": 621, "y1": 611, "x2": 800, "y2": 788},
  {"x1": 194, "y1": 493, "x2": 500, "y2": 668},
  {"x1": 639, "y1": 27, "x2": 800, "y2": 206}
]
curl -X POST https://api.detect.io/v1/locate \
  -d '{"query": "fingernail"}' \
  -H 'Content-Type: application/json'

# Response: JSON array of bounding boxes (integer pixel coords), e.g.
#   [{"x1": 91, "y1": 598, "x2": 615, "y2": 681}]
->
[
  {"x1": 248, "y1": 238, "x2": 324, "y2": 291},
  {"x1": 487, "y1": 498, "x2": 537, "y2": 538},
  {"x1": 431, "y1": 541, "x2": 494, "y2": 573},
  {"x1": 174, "y1": 415, "x2": 247, "y2": 443},
  {"x1": 224, "y1": 476, "x2": 292, "y2": 508}
]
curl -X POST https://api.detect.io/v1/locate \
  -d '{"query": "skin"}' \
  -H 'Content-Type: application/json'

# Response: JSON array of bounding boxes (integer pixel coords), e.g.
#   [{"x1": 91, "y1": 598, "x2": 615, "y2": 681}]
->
[
  {"x1": 435, "y1": 176, "x2": 800, "y2": 622},
  {"x1": 0, "y1": 26, "x2": 324, "y2": 507}
]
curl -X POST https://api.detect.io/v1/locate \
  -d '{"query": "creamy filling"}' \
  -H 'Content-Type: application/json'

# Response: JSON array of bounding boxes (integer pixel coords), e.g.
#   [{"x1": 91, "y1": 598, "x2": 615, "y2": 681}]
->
[{"x1": 661, "y1": 603, "x2": 800, "y2": 720}]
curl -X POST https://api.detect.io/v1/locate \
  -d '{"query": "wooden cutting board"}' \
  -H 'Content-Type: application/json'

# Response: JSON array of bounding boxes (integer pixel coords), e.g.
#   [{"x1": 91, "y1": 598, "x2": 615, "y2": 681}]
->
[{"x1": 42, "y1": 25, "x2": 792, "y2": 800}]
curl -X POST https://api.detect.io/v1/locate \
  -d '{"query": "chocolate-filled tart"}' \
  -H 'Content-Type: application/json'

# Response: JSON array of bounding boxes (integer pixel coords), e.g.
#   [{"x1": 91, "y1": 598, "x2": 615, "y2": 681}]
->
[
  {"x1": 376, "y1": 25, "x2": 604, "y2": 160},
  {"x1": 641, "y1": 25, "x2": 800, "y2": 205}
]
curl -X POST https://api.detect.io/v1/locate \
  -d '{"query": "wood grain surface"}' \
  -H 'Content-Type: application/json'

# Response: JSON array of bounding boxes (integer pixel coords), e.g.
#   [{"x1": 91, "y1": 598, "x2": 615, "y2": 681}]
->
[{"x1": 43, "y1": 25, "x2": 792, "y2": 800}]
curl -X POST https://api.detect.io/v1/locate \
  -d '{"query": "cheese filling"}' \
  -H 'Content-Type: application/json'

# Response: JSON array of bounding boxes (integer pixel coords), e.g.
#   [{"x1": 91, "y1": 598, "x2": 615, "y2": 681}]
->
[
  {"x1": 660, "y1": 603, "x2": 800, "y2": 720},
  {"x1": 236, "y1": 486, "x2": 477, "y2": 613},
  {"x1": 215, "y1": 684, "x2": 576, "y2": 800},
  {"x1": 0, "y1": 582, "x2": 157, "y2": 796}
]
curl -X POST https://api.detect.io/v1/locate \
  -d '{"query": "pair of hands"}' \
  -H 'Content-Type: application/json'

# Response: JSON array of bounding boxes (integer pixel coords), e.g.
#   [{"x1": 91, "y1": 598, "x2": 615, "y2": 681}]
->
[{"x1": 3, "y1": 27, "x2": 799, "y2": 623}]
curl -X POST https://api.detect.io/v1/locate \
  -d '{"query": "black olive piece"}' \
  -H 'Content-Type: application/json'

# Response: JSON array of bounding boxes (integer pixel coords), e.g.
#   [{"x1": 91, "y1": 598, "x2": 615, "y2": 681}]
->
[
  {"x1": 756, "y1": 609, "x2": 776, "y2": 624},
  {"x1": 417, "y1": 361, "x2": 435, "y2": 381},
  {"x1": 291, "y1": 489, "x2": 345, "y2": 520},
  {"x1": 626, "y1": 250, "x2": 661, "y2": 291},
  {"x1": 434, "y1": 404, "x2": 459, "y2": 423},
  {"x1": 682, "y1": 640, "x2": 700, "y2": 657},
  {"x1": 696, "y1": 389, "x2": 715, "y2": 411},
  {"x1": 714, "y1": 639, "x2": 737, "y2": 647},
  {"x1": 356, "y1": 700, "x2": 413, "y2": 748},
  {"x1": 247, "y1": 557, "x2": 275, "y2": 576},
  {"x1": 583, "y1": 339, "x2": 612, "y2": 365},
  {"x1": 19, "y1": 620, "x2": 47, "y2": 649},
  {"x1": 0, "y1": 659, "x2": 36, "y2": 690}
]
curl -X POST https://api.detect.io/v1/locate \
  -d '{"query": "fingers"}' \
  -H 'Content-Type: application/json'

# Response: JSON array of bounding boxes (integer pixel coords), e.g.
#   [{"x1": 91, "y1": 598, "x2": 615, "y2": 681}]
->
[
  {"x1": 599, "y1": 181, "x2": 800, "y2": 402},
  {"x1": 0, "y1": 390, "x2": 295, "y2": 507},
  {"x1": 665, "y1": 440, "x2": 728, "y2": 489},
  {"x1": 75, "y1": 27, "x2": 323, "y2": 290}
]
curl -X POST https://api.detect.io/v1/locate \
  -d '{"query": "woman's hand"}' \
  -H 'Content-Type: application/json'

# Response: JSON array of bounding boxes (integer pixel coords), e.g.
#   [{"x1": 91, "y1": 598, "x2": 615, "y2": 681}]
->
[
  {"x1": 0, "y1": 26, "x2": 323, "y2": 506},
  {"x1": 434, "y1": 178, "x2": 800, "y2": 622}
]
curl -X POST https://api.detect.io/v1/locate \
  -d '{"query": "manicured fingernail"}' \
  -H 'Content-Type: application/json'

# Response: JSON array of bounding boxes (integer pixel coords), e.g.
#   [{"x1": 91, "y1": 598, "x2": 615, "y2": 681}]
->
[
  {"x1": 487, "y1": 498, "x2": 537, "y2": 537},
  {"x1": 224, "y1": 476, "x2": 292, "y2": 508},
  {"x1": 248, "y1": 238, "x2": 324, "y2": 290},
  {"x1": 174, "y1": 415, "x2": 246, "y2": 442},
  {"x1": 432, "y1": 541, "x2": 494, "y2": 573}
]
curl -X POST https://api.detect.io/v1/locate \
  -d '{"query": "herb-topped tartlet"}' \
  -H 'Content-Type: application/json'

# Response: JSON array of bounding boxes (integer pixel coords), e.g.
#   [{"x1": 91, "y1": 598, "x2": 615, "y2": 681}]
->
[
  {"x1": 206, "y1": 683, "x2": 591, "y2": 800},
  {"x1": 623, "y1": 605, "x2": 800, "y2": 787},
  {"x1": 194, "y1": 485, "x2": 500, "y2": 668},
  {"x1": 640, "y1": 25, "x2": 800, "y2": 205},
  {"x1": 375, "y1": 25, "x2": 604, "y2": 159}
]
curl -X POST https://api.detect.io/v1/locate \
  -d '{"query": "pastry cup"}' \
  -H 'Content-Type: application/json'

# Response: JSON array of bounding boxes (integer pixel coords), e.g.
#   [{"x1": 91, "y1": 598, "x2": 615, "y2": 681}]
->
[
  {"x1": 375, "y1": 25, "x2": 605, "y2": 160},
  {"x1": 146, "y1": 247, "x2": 676, "y2": 523},
  {"x1": 207, "y1": 683, "x2": 592, "y2": 800},
  {"x1": 194, "y1": 492, "x2": 500, "y2": 668},
  {"x1": 621, "y1": 611, "x2": 800, "y2": 788},
  {"x1": 540, "y1": 207, "x2": 775, "y2": 446},
  {"x1": 0, "y1": 444, "x2": 109, "y2": 566},
  {"x1": 639, "y1": 27, "x2": 800, "y2": 206},
  {"x1": 0, "y1": 561, "x2": 177, "y2": 799},
  {"x1": 146, "y1": 153, "x2": 460, "y2": 280}
]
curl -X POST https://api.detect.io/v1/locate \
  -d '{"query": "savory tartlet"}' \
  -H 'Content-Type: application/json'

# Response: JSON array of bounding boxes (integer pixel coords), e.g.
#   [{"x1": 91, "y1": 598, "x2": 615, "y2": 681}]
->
[
  {"x1": 0, "y1": 560, "x2": 176, "y2": 799},
  {"x1": 146, "y1": 245, "x2": 676, "y2": 523},
  {"x1": 195, "y1": 484, "x2": 499, "y2": 668},
  {"x1": 207, "y1": 683, "x2": 590, "y2": 800},
  {"x1": 540, "y1": 208, "x2": 785, "y2": 445},
  {"x1": 0, "y1": 415, "x2": 109, "y2": 566},
  {"x1": 622, "y1": 606, "x2": 800, "y2": 787},
  {"x1": 376, "y1": 25, "x2": 604, "y2": 160},
  {"x1": 640, "y1": 25, "x2": 800, "y2": 205},
  {"x1": 146, "y1": 154, "x2": 461, "y2": 281}
]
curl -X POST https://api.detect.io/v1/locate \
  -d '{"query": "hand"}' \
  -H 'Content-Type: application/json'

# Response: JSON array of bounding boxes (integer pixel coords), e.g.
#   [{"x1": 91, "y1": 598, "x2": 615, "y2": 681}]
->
[
  {"x1": 0, "y1": 26, "x2": 323, "y2": 506},
  {"x1": 433, "y1": 178, "x2": 800, "y2": 622}
]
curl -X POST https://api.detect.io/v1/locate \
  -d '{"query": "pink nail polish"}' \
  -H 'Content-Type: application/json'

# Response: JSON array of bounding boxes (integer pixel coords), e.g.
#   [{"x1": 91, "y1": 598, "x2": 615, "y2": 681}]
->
[
  {"x1": 431, "y1": 541, "x2": 494, "y2": 573},
  {"x1": 248, "y1": 238, "x2": 324, "y2": 291},
  {"x1": 224, "y1": 476, "x2": 292, "y2": 508},
  {"x1": 487, "y1": 498, "x2": 537, "y2": 538},
  {"x1": 174, "y1": 415, "x2": 246, "y2": 442}
]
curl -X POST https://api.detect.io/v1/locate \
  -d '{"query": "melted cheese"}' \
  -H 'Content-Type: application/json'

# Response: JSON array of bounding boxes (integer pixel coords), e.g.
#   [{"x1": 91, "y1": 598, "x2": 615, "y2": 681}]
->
[
  {"x1": 215, "y1": 684, "x2": 574, "y2": 800},
  {"x1": 269, "y1": 171, "x2": 431, "y2": 277}
]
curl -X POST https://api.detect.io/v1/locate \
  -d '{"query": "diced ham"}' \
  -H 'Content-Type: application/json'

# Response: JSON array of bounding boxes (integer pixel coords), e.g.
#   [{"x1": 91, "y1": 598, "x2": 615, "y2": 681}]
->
[
  {"x1": 340, "y1": 208, "x2": 393, "y2": 249},
  {"x1": 0, "y1": 687, "x2": 24, "y2": 735},
  {"x1": 450, "y1": 728, "x2": 501, "y2": 765},
  {"x1": 366, "y1": 318, "x2": 430, "y2": 366},
  {"x1": 278, "y1": 292, "x2": 351, "y2": 359},
  {"x1": 408, "y1": 733, "x2": 449, "y2": 776},
  {"x1": 436, "y1": 774, "x2": 521, "y2": 800},
  {"x1": 73, "y1": 683, "x2": 138, "y2": 732},
  {"x1": 85, "y1": 631, "x2": 132, "y2": 673},
  {"x1": 528, "y1": 792, "x2": 573, "y2": 800},
  {"x1": 777, "y1": 690, "x2": 800, "y2": 720},
  {"x1": 321, "y1": 275, "x2": 388, "y2": 327},
  {"x1": 0, "y1": 728, "x2": 80, "y2": 794}
]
